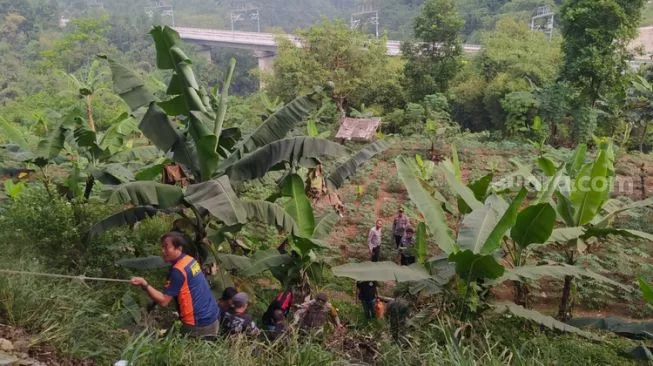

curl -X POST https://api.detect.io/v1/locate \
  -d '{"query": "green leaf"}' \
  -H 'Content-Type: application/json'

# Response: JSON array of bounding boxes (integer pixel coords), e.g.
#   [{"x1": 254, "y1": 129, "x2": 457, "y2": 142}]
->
[
  {"x1": 307, "y1": 119, "x2": 319, "y2": 137},
  {"x1": 216, "y1": 254, "x2": 253, "y2": 272},
  {"x1": 224, "y1": 137, "x2": 346, "y2": 183},
  {"x1": 639, "y1": 278, "x2": 653, "y2": 304},
  {"x1": 332, "y1": 261, "x2": 432, "y2": 282},
  {"x1": 214, "y1": 58, "x2": 236, "y2": 135},
  {"x1": 449, "y1": 250, "x2": 505, "y2": 281},
  {"x1": 511, "y1": 203, "x2": 556, "y2": 248},
  {"x1": 555, "y1": 191, "x2": 575, "y2": 226},
  {"x1": 99, "y1": 55, "x2": 154, "y2": 111},
  {"x1": 84, "y1": 206, "x2": 160, "y2": 241},
  {"x1": 534, "y1": 168, "x2": 564, "y2": 205},
  {"x1": 222, "y1": 86, "x2": 324, "y2": 166},
  {"x1": 493, "y1": 264, "x2": 632, "y2": 293},
  {"x1": 184, "y1": 176, "x2": 247, "y2": 226},
  {"x1": 115, "y1": 256, "x2": 166, "y2": 269},
  {"x1": 571, "y1": 146, "x2": 612, "y2": 225},
  {"x1": 108, "y1": 181, "x2": 184, "y2": 209},
  {"x1": 457, "y1": 195, "x2": 508, "y2": 254},
  {"x1": 326, "y1": 140, "x2": 387, "y2": 190},
  {"x1": 396, "y1": 156, "x2": 456, "y2": 254},
  {"x1": 592, "y1": 197, "x2": 653, "y2": 228},
  {"x1": 158, "y1": 95, "x2": 188, "y2": 116},
  {"x1": 281, "y1": 174, "x2": 315, "y2": 237},
  {"x1": 537, "y1": 157, "x2": 558, "y2": 176},
  {"x1": 482, "y1": 187, "x2": 527, "y2": 254},
  {"x1": 138, "y1": 104, "x2": 200, "y2": 176},
  {"x1": 584, "y1": 228, "x2": 653, "y2": 242},
  {"x1": 149, "y1": 26, "x2": 181, "y2": 70},
  {"x1": 241, "y1": 249, "x2": 294, "y2": 277},
  {"x1": 566, "y1": 143, "x2": 587, "y2": 176},
  {"x1": 242, "y1": 200, "x2": 300, "y2": 236},
  {"x1": 441, "y1": 165, "x2": 483, "y2": 212},
  {"x1": 415, "y1": 222, "x2": 427, "y2": 265},
  {"x1": 544, "y1": 227, "x2": 587, "y2": 244},
  {"x1": 0, "y1": 117, "x2": 28, "y2": 149},
  {"x1": 36, "y1": 124, "x2": 67, "y2": 160},
  {"x1": 492, "y1": 302, "x2": 599, "y2": 341},
  {"x1": 312, "y1": 212, "x2": 340, "y2": 239},
  {"x1": 195, "y1": 133, "x2": 220, "y2": 181}
]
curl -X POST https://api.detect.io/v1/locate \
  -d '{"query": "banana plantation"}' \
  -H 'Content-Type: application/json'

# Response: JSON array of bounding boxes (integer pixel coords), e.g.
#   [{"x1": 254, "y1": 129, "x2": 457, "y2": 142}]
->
[{"x1": 2, "y1": 0, "x2": 653, "y2": 365}]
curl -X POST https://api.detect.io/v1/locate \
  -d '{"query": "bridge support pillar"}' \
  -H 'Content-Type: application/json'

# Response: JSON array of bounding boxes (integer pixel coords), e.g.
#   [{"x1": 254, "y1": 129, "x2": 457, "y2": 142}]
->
[{"x1": 253, "y1": 50, "x2": 276, "y2": 89}]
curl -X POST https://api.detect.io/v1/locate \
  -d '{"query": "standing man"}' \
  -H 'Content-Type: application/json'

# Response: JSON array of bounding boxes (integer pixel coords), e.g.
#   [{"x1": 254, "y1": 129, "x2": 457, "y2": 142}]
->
[
  {"x1": 368, "y1": 219, "x2": 383, "y2": 262},
  {"x1": 130, "y1": 232, "x2": 220, "y2": 339},
  {"x1": 399, "y1": 227, "x2": 416, "y2": 266},
  {"x1": 392, "y1": 208, "x2": 410, "y2": 249},
  {"x1": 356, "y1": 281, "x2": 378, "y2": 320}
]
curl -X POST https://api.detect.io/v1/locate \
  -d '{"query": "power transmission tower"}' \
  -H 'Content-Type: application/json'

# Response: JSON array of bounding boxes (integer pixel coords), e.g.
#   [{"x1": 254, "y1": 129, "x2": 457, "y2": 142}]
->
[
  {"x1": 145, "y1": 1, "x2": 175, "y2": 27},
  {"x1": 531, "y1": 5, "x2": 555, "y2": 40},
  {"x1": 230, "y1": 2, "x2": 260, "y2": 32},
  {"x1": 350, "y1": 3, "x2": 379, "y2": 38},
  {"x1": 87, "y1": 0, "x2": 103, "y2": 9}
]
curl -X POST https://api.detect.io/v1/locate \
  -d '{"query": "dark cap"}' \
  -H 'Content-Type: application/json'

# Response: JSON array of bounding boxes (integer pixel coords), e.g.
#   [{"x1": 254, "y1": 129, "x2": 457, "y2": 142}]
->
[
  {"x1": 316, "y1": 293, "x2": 328, "y2": 301},
  {"x1": 220, "y1": 287, "x2": 238, "y2": 301}
]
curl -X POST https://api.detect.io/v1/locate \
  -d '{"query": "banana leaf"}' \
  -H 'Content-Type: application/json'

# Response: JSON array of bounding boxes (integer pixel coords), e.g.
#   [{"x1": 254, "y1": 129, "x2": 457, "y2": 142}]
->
[
  {"x1": 84, "y1": 206, "x2": 160, "y2": 241},
  {"x1": 108, "y1": 181, "x2": 184, "y2": 209},
  {"x1": 511, "y1": 203, "x2": 556, "y2": 248},
  {"x1": 281, "y1": 174, "x2": 316, "y2": 237},
  {"x1": 326, "y1": 140, "x2": 388, "y2": 190},
  {"x1": 457, "y1": 195, "x2": 508, "y2": 254},
  {"x1": 312, "y1": 212, "x2": 340, "y2": 239},
  {"x1": 396, "y1": 156, "x2": 456, "y2": 254},
  {"x1": 493, "y1": 302, "x2": 599, "y2": 341},
  {"x1": 242, "y1": 200, "x2": 300, "y2": 236},
  {"x1": 332, "y1": 261, "x2": 432, "y2": 282},
  {"x1": 224, "y1": 137, "x2": 346, "y2": 182},
  {"x1": 184, "y1": 176, "x2": 247, "y2": 226}
]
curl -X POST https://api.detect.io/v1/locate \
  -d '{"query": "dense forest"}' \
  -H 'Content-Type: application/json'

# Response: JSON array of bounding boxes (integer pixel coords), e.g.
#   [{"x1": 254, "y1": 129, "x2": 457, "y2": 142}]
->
[{"x1": 1, "y1": 0, "x2": 653, "y2": 365}]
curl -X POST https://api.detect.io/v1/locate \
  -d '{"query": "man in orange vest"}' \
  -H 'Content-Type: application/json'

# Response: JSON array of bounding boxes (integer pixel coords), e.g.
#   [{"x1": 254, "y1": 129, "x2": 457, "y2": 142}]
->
[{"x1": 130, "y1": 232, "x2": 220, "y2": 339}]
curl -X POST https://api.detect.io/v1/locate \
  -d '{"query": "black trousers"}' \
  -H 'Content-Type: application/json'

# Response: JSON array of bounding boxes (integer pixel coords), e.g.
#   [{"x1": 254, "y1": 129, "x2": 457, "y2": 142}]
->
[
  {"x1": 401, "y1": 255, "x2": 415, "y2": 266},
  {"x1": 371, "y1": 246, "x2": 380, "y2": 262},
  {"x1": 394, "y1": 235, "x2": 402, "y2": 249}
]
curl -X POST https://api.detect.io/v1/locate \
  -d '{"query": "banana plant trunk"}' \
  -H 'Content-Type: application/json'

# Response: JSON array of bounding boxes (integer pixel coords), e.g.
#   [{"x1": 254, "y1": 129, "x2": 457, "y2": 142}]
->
[
  {"x1": 86, "y1": 95, "x2": 96, "y2": 132},
  {"x1": 640, "y1": 123, "x2": 649, "y2": 153},
  {"x1": 557, "y1": 275, "x2": 574, "y2": 320},
  {"x1": 514, "y1": 280, "x2": 530, "y2": 308}
]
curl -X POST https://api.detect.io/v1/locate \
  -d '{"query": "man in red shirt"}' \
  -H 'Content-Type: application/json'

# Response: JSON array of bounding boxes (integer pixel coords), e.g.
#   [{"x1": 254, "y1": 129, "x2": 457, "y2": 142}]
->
[{"x1": 130, "y1": 232, "x2": 220, "y2": 339}]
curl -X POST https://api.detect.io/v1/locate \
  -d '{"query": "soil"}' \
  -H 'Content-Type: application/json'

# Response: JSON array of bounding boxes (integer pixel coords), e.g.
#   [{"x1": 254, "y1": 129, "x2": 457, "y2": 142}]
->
[{"x1": 0, "y1": 324, "x2": 92, "y2": 366}]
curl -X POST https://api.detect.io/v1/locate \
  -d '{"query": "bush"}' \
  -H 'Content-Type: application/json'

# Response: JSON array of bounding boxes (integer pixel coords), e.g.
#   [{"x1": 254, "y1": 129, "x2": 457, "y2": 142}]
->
[
  {"x1": 385, "y1": 175, "x2": 405, "y2": 194},
  {"x1": 0, "y1": 185, "x2": 168, "y2": 276}
]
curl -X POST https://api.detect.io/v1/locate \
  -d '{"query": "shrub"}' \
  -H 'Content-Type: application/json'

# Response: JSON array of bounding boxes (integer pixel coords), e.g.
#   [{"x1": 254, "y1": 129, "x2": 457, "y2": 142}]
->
[{"x1": 385, "y1": 175, "x2": 405, "y2": 194}]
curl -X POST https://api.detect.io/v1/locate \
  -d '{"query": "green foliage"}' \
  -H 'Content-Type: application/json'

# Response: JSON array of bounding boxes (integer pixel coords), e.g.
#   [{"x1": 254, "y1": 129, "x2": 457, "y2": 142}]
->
[
  {"x1": 450, "y1": 17, "x2": 561, "y2": 132},
  {"x1": 265, "y1": 20, "x2": 402, "y2": 113},
  {"x1": 560, "y1": 0, "x2": 646, "y2": 103},
  {"x1": 501, "y1": 91, "x2": 540, "y2": 137},
  {"x1": 402, "y1": 0, "x2": 464, "y2": 100}
]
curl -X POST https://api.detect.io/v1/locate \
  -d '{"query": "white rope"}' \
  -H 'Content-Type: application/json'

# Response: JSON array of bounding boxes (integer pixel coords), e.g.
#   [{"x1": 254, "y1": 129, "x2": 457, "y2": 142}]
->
[{"x1": 0, "y1": 269, "x2": 131, "y2": 283}]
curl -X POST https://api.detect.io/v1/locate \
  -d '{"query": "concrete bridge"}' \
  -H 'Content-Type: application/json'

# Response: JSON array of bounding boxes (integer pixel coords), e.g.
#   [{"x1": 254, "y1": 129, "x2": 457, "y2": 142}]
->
[
  {"x1": 175, "y1": 26, "x2": 482, "y2": 72},
  {"x1": 175, "y1": 26, "x2": 653, "y2": 87}
]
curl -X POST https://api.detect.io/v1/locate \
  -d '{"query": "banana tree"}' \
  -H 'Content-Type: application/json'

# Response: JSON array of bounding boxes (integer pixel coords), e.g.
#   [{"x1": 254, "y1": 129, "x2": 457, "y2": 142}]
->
[
  {"x1": 333, "y1": 154, "x2": 631, "y2": 332},
  {"x1": 93, "y1": 26, "x2": 388, "y2": 244},
  {"x1": 533, "y1": 140, "x2": 653, "y2": 319},
  {"x1": 235, "y1": 174, "x2": 342, "y2": 298},
  {"x1": 62, "y1": 59, "x2": 109, "y2": 132}
]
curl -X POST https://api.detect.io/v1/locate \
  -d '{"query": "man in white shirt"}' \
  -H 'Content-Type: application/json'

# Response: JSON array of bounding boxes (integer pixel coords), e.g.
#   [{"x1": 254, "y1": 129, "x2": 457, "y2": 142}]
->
[{"x1": 368, "y1": 219, "x2": 382, "y2": 262}]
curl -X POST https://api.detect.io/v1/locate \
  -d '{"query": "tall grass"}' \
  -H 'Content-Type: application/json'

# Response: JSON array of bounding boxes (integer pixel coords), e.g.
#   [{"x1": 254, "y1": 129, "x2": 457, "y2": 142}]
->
[{"x1": 0, "y1": 260, "x2": 129, "y2": 363}]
